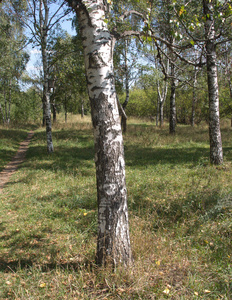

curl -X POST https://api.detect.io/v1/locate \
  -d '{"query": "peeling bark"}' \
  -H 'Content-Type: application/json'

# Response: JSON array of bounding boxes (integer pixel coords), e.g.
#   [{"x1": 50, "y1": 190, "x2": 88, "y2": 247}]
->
[
  {"x1": 203, "y1": 0, "x2": 223, "y2": 164},
  {"x1": 68, "y1": 0, "x2": 132, "y2": 266}
]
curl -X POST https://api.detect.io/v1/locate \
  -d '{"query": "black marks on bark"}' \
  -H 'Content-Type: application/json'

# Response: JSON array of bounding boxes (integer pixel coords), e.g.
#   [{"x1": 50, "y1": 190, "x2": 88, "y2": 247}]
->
[{"x1": 89, "y1": 51, "x2": 106, "y2": 69}]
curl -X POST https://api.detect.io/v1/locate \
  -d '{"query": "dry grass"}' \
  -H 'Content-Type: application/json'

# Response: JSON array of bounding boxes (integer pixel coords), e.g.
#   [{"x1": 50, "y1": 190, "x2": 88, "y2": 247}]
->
[{"x1": 0, "y1": 116, "x2": 231, "y2": 299}]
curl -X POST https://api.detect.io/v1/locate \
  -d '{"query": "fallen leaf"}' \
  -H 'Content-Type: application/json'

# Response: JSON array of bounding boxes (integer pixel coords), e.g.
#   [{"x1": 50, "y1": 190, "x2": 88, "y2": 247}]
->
[
  {"x1": 39, "y1": 282, "x2": 46, "y2": 288},
  {"x1": 163, "y1": 288, "x2": 170, "y2": 294}
]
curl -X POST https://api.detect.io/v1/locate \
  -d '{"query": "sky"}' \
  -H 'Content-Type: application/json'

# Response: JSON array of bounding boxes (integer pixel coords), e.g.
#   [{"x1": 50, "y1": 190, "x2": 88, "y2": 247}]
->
[{"x1": 25, "y1": 4, "x2": 76, "y2": 81}]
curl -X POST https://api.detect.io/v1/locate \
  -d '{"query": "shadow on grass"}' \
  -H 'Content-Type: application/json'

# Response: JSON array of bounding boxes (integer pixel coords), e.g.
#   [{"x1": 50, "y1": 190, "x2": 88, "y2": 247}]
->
[
  {"x1": 125, "y1": 146, "x2": 210, "y2": 167},
  {"x1": 125, "y1": 145, "x2": 232, "y2": 167},
  {"x1": 34, "y1": 129, "x2": 93, "y2": 143},
  {"x1": 0, "y1": 258, "x2": 84, "y2": 273},
  {"x1": 19, "y1": 129, "x2": 95, "y2": 172},
  {"x1": 132, "y1": 186, "x2": 231, "y2": 233}
]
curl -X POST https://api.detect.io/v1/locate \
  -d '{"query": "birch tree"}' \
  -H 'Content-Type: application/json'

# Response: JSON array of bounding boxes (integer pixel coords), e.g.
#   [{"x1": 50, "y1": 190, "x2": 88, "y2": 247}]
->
[
  {"x1": 11, "y1": 0, "x2": 70, "y2": 152},
  {"x1": 203, "y1": 0, "x2": 223, "y2": 164},
  {"x1": 65, "y1": 0, "x2": 132, "y2": 266},
  {"x1": 153, "y1": 0, "x2": 232, "y2": 162}
]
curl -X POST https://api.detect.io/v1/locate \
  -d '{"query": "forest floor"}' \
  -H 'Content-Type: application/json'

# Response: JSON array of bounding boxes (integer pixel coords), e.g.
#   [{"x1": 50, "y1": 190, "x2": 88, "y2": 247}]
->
[
  {"x1": 0, "y1": 116, "x2": 231, "y2": 299},
  {"x1": 0, "y1": 131, "x2": 34, "y2": 193}
]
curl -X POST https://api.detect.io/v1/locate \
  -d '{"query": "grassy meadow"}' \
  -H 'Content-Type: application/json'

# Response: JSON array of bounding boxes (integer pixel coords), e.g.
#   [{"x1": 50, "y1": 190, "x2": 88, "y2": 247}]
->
[{"x1": 0, "y1": 115, "x2": 231, "y2": 299}]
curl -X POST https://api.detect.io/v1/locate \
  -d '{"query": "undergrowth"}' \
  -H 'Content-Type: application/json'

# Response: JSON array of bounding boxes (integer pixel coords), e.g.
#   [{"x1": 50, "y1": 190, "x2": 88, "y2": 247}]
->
[{"x1": 0, "y1": 116, "x2": 231, "y2": 299}]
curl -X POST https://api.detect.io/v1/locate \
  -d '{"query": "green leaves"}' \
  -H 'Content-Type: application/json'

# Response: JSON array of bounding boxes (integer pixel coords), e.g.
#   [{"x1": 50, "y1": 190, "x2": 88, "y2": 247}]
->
[{"x1": 178, "y1": 5, "x2": 186, "y2": 17}]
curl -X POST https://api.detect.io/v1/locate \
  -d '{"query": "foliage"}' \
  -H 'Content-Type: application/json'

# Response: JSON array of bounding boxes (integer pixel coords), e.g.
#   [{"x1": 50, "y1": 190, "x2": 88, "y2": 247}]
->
[
  {"x1": 50, "y1": 32, "x2": 89, "y2": 117},
  {"x1": 0, "y1": 116, "x2": 231, "y2": 298},
  {"x1": 120, "y1": 87, "x2": 157, "y2": 117},
  {"x1": 13, "y1": 87, "x2": 42, "y2": 123},
  {"x1": 0, "y1": 0, "x2": 29, "y2": 124}
]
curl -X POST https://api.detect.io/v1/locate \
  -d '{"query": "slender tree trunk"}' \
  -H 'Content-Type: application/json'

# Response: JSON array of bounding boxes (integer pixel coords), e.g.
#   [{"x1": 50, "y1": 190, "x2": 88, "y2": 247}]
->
[
  {"x1": 169, "y1": 62, "x2": 176, "y2": 134},
  {"x1": 42, "y1": 96, "x2": 46, "y2": 127},
  {"x1": 4, "y1": 86, "x2": 8, "y2": 123},
  {"x1": 121, "y1": 80, "x2": 129, "y2": 133},
  {"x1": 160, "y1": 100, "x2": 164, "y2": 127},
  {"x1": 157, "y1": 60, "x2": 168, "y2": 128},
  {"x1": 229, "y1": 83, "x2": 232, "y2": 127},
  {"x1": 121, "y1": 40, "x2": 129, "y2": 133},
  {"x1": 40, "y1": 0, "x2": 53, "y2": 153},
  {"x1": 65, "y1": 93, "x2": 68, "y2": 123},
  {"x1": 0, "y1": 103, "x2": 4, "y2": 124},
  {"x1": 81, "y1": 99, "x2": 84, "y2": 118},
  {"x1": 191, "y1": 66, "x2": 198, "y2": 127},
  {"x1": 68, "y1": 0, "x2": 132, "y2": 266},
  {"x1": 203, "y1": 0, "x2": 223, "y2": 164},
  {"x1": 52, "y1": 102, "x2": 57, "y2": 123},
  {"x1": 156, "y1": 96, "x2": 159, "y2": 127},
  {"x1": 7, "y1": 79, "x2": 12, "y2": 124},
  {"x1": 226, "y1": 55, "x2": 232, "y2": 127}
]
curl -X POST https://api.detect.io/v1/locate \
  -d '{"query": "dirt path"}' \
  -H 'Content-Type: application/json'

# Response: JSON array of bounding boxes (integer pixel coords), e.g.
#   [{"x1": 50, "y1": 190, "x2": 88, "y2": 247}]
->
[{"x1": 0, "y1": 131, "x2": 34, "y2": 193}]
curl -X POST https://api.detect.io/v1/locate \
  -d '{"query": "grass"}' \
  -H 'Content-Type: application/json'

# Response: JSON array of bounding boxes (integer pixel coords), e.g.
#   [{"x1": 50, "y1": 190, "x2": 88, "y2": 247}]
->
[{"x1": 0, "y1": 115, "x2": 231, "y2": 299}]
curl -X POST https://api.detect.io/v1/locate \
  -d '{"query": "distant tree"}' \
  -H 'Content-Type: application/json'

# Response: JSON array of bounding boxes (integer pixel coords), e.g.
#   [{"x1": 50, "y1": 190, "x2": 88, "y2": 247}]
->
[
  {"x1": 202, "y1": 0, "x2": 224, "y2": 164},
  {"x1": 218, "y1": 42, "x2": 232, "y2": 126},
  {"x1": 0, "y1": 0, "x2": 29, "y2": 125},
  {"x1": 114, "y1": 38, "x2": 138, "y2": 132},
  {"x1": 11, "y1": 0, "x2": 71, "y2": 152},
  {"x1": 50, "y1": 33, "x2": 88, "y2": 122}
]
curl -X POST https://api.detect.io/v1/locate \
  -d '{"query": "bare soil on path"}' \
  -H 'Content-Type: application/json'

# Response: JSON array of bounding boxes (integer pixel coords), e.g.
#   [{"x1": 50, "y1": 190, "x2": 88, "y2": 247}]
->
[{"x1": 0, "y1": 131, "x2": 34, "y2": 193}]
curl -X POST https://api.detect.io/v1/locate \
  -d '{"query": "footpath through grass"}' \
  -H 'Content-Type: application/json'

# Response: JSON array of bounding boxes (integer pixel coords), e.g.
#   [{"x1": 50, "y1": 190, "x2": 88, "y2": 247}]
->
[{"x1": 0, "y1": 116, "x2": 231, "y2": 299}]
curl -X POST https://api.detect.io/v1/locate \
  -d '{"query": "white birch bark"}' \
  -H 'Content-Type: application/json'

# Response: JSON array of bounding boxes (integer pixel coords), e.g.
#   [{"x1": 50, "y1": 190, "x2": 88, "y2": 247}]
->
[
  {"x1": 203, "y1": 0, "x2": 223, "y2": 164},
  {"x1": 67, "y1": 0, "x2": 132, "y2": 266},
  {"x1": 40, "y1": 0, "x2": 54, "y2": 153},
  {"x1": 157, "y1": 73, "x2": 168, "y2": 127}
]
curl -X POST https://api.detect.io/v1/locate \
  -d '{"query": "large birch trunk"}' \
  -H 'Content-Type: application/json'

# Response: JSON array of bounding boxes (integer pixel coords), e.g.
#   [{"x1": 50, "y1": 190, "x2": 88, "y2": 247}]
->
[
  {"x1": 203, "y1": 0, "x2": 223, "y2": 164},
  {"x1": 69, "y1": 0, "x2": 132, "y2": 266},
  {"x1": 67, "y1": 0, "x2": 132, "y2": 266}
]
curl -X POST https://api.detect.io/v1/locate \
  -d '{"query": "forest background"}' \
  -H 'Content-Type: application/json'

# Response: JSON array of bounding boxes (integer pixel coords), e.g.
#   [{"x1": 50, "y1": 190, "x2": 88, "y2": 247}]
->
[{"x1": 0, "y1": 0, "x2": 232, "y2": 299}]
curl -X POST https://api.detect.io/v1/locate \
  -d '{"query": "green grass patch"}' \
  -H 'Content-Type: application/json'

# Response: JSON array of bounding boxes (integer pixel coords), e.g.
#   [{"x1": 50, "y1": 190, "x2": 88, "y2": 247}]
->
[{"x1": 0, "y1": 117, "x2": 231, "y2": 299}]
